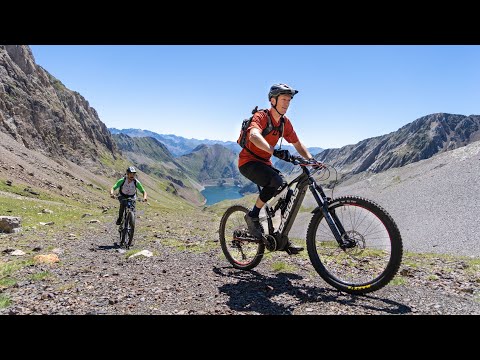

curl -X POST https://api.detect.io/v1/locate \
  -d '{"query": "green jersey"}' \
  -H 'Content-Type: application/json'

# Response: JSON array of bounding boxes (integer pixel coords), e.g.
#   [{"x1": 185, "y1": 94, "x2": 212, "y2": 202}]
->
[{"x1": 112, "y1": 177, "x2": 145, "y2": 197}]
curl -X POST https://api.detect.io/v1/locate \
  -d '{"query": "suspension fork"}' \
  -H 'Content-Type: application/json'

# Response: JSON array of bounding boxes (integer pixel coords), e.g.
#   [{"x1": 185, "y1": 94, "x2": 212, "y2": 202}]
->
[{"x1": 309, "y1": 184, "x2": 352, "y2": 248}]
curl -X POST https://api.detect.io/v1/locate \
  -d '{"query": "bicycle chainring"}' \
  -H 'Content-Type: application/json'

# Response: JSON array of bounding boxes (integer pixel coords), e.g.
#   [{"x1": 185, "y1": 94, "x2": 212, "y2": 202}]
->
[{"x1": 263, "y1": 234, "x2": 277, "y2": 252}]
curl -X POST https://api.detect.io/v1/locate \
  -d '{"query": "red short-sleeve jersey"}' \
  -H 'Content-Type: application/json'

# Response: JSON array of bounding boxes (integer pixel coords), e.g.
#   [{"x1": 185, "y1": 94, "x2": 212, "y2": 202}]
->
[{"x1": 238, "y1": 109, "x2": 299, "y2": 167}]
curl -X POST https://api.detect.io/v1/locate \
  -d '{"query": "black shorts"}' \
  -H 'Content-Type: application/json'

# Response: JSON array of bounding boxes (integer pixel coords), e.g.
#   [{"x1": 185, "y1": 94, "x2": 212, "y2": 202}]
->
[{"x1": 239, "y1": 161, "x2": 286, "y2": 202}]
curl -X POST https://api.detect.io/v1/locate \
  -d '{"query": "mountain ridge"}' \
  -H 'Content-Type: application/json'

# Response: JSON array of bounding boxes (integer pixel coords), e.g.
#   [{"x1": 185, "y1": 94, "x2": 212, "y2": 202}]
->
[
  {"x1": 273, "y1": 112, "x2": 480, "y2": 182},
  {"x1": 0, "y1": 45, "x2": 119, "y2": 174},
  {"x1": 315, "y1": 112, "x2": 480, "y2": 176}
]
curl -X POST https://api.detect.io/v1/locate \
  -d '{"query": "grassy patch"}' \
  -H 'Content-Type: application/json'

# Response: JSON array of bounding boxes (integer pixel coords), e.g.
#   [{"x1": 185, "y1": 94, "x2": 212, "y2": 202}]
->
[
  {"x1": 188, "y1": 241, "x2": 218, "y2": 253},
  {"x1": 207, "y1": 194, "x2": 256, "y2": 217},
  {"x1": 98, "y1": 150, "x2": 125, "y2": 169},
  {"x1": 0, "y1": 189, "x2": 110, "y2": 237},
  {"x1": 474, "y1": 293, "x2": 480, "y2": 304},
  {"x1": 392, "y1": 175, "x2": 401, "y2": 183},
  {"x1": 271, "y1": 261, "x2": 296, "y2": 273},
  {"x1": 125, "y1": 249, "x2": 141, "y2": 258},
  {"x1": 466, "y1": 258, "x2": 480, "y2": 276},
  {"x1": 0, "y1": 258, "x2": 35, "y2": 290},
  {"x1": 57, "y1": 282, "x2": 76, "y2": 292},
  {"x1": 389, "y1": 276, "x2": 407, "y2": 286},
  {"x1": 51, "y1": 78, "x2": 66, "y2": 91},
  {"x1": 402, "y1": 251, "x2": 480, "y2": 272},
  {"x1": 401, "y1": 259, "x2": 420, "y2": 269},
  {"x1": 29, "y1": 271, "x2": 51, "y2": 281},
  {"x1": 0, "y1": 294, "x2": 11, "y2": 309},
  {"x1": 0, "y1": 277, "x2": 17, "y2": 288},
  {"x1": 0, "y1": 259, "x2": 34, "y2": 279},
  {"x1": 155, "y1": 238, "x2": 186, "y2": 251},
  {"x1": 0, "y1": 179, "x2": 59, "y2": 202}
]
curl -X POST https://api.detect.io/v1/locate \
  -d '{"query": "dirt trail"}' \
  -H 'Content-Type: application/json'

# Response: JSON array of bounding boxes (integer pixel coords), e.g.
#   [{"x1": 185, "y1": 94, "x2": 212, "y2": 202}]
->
[{"x1": 1, "y1": 210, "x2": 479, "y2": 315}]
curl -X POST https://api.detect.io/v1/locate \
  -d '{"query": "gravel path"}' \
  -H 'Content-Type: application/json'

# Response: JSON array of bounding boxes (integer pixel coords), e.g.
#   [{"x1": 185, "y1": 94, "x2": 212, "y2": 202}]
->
[{"x1": 1, "y1": 209, "x2": 479, "y2": 315}]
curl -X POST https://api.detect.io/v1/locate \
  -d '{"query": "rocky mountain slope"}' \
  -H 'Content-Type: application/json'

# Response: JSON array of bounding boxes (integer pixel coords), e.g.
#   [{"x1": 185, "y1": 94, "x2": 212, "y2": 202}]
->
[
  {"x1": 0, "y1": 45, "x2": 118, "y2": 174},
  {"x1": 316, "y1": 113, "x2": 480, "y2": 176}
]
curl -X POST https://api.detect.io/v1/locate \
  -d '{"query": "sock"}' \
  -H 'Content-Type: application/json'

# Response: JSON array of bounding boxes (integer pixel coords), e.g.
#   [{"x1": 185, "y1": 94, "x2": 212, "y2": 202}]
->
[{"x1": 249, "y1": 205, "x2": 261, "y2": 218}]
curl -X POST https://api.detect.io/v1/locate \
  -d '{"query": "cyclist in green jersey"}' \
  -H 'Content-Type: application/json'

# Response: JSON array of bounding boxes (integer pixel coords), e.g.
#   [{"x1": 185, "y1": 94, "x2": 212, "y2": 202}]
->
[{"x1": 110, "y1": 166, "x2": 147, "y2": 225}]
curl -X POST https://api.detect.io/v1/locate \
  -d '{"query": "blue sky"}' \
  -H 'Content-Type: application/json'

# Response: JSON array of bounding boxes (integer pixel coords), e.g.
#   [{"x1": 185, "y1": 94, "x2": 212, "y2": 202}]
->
[{"x1": 29, "y1": 45, "x2": 480, "y2": 149}]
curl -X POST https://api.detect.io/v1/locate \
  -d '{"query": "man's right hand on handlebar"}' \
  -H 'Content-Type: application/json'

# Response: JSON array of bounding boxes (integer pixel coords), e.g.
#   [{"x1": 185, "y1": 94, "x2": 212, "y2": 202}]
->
[
  {"x1": 307, "y1": 158, "x2": 326, "y2": 169},
  {"x1": 273, "y1": 149, "x2": 292, "y2": 162}
]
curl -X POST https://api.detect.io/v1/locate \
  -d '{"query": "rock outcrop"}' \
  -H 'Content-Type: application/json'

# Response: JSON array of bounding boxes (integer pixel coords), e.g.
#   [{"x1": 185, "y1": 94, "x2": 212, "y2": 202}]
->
[{"x1": 0, "y1": 45, "x2": 119, "y2": 172}]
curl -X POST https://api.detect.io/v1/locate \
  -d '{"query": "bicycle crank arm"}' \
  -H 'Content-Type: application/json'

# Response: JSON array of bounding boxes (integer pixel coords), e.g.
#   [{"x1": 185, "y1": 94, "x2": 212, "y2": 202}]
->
[{"x1": 233, "y1": 235, "x2": 261, "y2": 242}]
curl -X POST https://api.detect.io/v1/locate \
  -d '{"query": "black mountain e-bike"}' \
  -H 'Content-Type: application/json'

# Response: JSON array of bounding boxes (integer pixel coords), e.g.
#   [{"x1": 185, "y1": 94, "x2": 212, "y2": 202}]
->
[
  {"x1": 117, "y1": 197, "x2": 137, "y2": 249},
  {"x1": 219, "y1": 156, "x2": 403, "y2": 295}
]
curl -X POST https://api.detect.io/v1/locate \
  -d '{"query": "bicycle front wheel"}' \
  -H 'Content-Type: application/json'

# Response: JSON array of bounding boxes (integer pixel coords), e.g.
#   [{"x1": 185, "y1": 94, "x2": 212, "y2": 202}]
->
[
  {"x1": 306, "y1": 196, "x2": 403, "y2": 294},
  {"x1": 119, "y1": 219, "x2": 128, "y2": 248},
  {"x1": 219, "y1": 205, "x2": 265, "y2": 270},
  {"x1": 127, "y1": 212, "x2": 135, "y2": 248}
]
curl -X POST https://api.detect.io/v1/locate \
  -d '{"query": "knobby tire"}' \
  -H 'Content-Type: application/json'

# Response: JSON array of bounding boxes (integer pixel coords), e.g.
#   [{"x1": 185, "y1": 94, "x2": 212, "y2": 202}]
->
[{"x1": 306, "y1": 196, "x2": 403, "y2": 294}]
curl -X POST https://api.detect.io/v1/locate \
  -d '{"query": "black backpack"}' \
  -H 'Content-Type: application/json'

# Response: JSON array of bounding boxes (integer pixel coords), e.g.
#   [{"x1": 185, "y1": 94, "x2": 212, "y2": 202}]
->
[{"x1": 237, "y1": 106, "x2": 284, "y2": 161}]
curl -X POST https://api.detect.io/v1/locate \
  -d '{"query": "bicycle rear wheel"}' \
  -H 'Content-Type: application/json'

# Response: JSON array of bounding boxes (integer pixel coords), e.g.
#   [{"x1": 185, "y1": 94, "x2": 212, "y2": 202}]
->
[
  {"x1": 219, "y1": 205, "x2": 265, "y2": 270},
  {"x1": 306, "y1": 196, "x2": 403, "y2": 295}
]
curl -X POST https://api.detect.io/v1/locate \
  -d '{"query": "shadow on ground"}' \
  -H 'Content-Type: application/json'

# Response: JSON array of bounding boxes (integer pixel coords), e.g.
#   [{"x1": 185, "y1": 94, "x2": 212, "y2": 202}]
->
[
  {"x1": 96, "y1": 244, "x2": 119, "y2": 251},
  {"x1": 213, "y1": 266, "x2": 411, "y2": 315}
]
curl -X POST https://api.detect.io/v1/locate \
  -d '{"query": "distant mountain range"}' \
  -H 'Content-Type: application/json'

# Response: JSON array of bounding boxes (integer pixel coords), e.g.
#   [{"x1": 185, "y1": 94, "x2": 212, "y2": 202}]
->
[
  {"x1": 109, "y1": 127, "x2": 323, "y2": 158},
  {"x1": 112, "y1": 133, "x2": 251, "y2": 197},
  {"x1": 109, "y1": 128, "x2": 240, "y2": 156}
]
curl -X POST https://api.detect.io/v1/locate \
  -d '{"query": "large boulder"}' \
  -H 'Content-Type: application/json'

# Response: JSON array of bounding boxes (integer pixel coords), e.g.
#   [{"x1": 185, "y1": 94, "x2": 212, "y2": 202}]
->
[{"x1": 0, "y1": 216, "x2": 21, "y2": 233}]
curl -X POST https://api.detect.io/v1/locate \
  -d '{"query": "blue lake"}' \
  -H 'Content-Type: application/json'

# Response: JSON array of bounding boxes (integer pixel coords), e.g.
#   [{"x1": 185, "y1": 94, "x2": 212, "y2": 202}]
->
[{"x1": 201, "y1": 185, "x2": 243, "y2": 206}]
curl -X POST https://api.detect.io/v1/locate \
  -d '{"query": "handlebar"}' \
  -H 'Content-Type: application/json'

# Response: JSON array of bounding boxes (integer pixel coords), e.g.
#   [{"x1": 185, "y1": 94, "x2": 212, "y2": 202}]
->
[
  {"x1": 289, "y1": 155, "x2": 326, "y2": 169},
  {"x1": 111, "y1": 194, "x2": 147, "y2": 202}
]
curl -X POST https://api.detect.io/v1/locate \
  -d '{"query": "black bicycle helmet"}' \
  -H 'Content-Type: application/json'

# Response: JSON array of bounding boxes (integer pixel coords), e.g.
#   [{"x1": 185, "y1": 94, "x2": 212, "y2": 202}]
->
[
  {"x1": 126, "y1": 166, "x2": 137, "y2": 173},
  {"x1": 268, "y1": 83, "x2": 299, "y2": 100}
]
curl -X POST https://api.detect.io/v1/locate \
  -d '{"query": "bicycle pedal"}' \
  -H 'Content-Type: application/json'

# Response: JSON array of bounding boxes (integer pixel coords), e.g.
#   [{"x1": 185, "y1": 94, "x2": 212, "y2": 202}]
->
[{"x1": 285, "y1": 245, "x2": 304, "y2": 255}]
